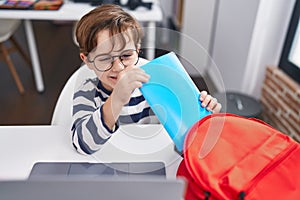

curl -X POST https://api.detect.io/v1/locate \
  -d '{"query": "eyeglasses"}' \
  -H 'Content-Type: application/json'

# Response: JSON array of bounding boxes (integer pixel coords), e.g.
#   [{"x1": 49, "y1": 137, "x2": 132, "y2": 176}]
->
[{"x1": 87, "y1": 49, "x2": 139, "y2": 72}]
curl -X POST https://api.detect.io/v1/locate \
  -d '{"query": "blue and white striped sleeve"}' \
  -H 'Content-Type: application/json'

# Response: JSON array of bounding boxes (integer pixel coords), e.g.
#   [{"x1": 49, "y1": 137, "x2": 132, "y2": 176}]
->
[{"x1": 71, "y1": 80, "x2": 117, "y2": 155}]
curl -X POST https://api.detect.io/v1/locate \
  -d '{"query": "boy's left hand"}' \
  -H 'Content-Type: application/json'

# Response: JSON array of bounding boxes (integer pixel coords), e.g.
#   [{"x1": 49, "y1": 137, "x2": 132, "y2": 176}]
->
[{"x1": 200, "y1": 91, "x2": 222, "y2": 113}]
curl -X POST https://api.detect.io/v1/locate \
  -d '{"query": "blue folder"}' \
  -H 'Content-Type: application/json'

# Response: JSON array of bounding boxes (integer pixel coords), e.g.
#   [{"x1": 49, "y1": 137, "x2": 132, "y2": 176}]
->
[{"x1": 140, "y1": 52, "x2": 211, "y2": 152}]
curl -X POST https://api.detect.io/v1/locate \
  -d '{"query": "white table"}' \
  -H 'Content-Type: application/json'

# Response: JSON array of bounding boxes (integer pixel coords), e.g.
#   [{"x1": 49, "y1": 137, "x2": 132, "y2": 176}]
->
[
  {"x1": 0, "y1": 1, "x2": 162, "y2": 92},
  {"x1": 0, "y1": 124, "x2": 182, "y2": 180}
]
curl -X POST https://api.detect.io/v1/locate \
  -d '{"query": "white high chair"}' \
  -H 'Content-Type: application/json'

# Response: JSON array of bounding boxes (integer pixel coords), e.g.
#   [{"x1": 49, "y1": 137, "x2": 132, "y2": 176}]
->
[{"x1": 51, "y1": 64, "x2": 95, "y2": 127}]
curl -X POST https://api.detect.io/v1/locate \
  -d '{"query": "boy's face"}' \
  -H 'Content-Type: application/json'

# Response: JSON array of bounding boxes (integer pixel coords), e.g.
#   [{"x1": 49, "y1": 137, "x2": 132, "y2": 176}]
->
[{"x1": 81, "y1": 29, "x2": 138, "y2": 91}]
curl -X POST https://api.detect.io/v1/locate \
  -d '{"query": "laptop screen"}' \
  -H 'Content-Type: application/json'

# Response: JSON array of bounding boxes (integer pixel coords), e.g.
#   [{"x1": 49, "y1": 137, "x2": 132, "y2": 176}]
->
[
  {"x1": 29, "y1": 162, "x2": 166, "y2": 178},
  {"x1": 0, "y1": 176, "x2": 186, "y2": 200}
]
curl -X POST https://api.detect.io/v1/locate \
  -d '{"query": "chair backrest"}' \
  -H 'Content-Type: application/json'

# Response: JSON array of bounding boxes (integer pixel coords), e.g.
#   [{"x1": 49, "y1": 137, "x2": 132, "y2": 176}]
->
[
  {"x1": 51, "y1": 64, "x2": 96, "y2": 128},
  {"x1": 0, "y1": 19, "x2": 21, "y2": 42}
]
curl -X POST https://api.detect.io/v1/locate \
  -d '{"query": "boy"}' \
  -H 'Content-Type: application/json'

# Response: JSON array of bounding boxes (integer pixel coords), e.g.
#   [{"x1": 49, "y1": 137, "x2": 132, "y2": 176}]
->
[{"x1": 72, "y1": 4, "x2": 221, "y2": 155}]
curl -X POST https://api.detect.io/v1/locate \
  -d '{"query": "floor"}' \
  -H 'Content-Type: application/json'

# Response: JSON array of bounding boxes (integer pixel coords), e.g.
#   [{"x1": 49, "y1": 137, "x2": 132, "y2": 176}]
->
[
  {"x1": 0, "y1": 21, "x2": 213, "y2": 125},
  {"x1": 0, "y1": 21, "x2": 81, "y2": 125}
]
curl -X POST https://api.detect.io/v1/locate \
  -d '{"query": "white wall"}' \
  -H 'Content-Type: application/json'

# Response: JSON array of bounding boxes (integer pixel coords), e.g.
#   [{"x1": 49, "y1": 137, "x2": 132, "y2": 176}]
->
[
  {"x1": 179, "y1": 0, "x2": 217, "y2": 75},
  {"x1": 208, "y1": 0, "x2": 261, "y2": 93},
  {"x1": 157, "y1": 0, "x2": 175, "y2": 44},
  {"x1": 180, "y1": 0, "x2": 296, "y2": 98},
  {"x1": 208, "y1": 0, "x2": 296, "y2": 97},
  {"x1": 159, "y1": 0, "x2": 173, "y2": 20},
  {"x1": 241, "y1": 0, "x2": 296, "y2": 97}
]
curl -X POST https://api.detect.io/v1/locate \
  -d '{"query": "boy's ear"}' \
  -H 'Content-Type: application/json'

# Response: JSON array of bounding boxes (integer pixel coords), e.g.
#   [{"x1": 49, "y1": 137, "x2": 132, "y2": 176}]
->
[
  {"x1": 136, "y1": 47, "x2": 141, "y2": 56},
  {"x1": 80, "y1": 53, "x2": 93, "y2": 70},
  {"x1": 137, "y1": 43, "x2": 141, "y2": 51},
  {"x1": 80, "y1": 53, "x2": 87, "y2": 62}
]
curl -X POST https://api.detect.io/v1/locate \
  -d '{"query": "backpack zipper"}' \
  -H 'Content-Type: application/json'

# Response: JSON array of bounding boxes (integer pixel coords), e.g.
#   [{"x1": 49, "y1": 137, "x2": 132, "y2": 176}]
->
[{"x1": 244, "y1": 143, "x2": 297, "y2": 195}]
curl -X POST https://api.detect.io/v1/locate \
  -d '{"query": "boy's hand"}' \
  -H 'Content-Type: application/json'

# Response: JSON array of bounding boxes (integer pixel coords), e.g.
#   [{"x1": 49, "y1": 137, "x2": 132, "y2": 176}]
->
[
  {"x1": 103, "y1": 67, "x2": 149, "y2": 129},
  {"x1": 200, "y1": 91, "x2": 222, "y2": 113},
  {"x1": 112, "y1": 67, "x2": 150, "y2": 106}
]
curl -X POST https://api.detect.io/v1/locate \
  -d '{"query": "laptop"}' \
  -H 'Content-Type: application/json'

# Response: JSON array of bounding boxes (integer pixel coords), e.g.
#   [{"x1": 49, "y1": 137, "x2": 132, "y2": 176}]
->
[
  {"x1": 0, "y1": 176, "x2": 186, "y2": 200},
  {"x1": 29, "y1": 161, "x2": 166, "y2": 178}
]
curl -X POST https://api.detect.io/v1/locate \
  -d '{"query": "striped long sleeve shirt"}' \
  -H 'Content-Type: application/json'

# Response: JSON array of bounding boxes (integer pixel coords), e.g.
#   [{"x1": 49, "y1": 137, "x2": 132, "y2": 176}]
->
[{"x1": 71, "y1": 67, "x2": 159, "y2": 155}]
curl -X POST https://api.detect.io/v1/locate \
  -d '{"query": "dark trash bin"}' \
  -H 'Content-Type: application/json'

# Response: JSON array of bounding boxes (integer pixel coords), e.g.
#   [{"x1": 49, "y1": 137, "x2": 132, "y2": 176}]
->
[{"x1": 213, "y1": 91, "x2": 262, "y2": 118}]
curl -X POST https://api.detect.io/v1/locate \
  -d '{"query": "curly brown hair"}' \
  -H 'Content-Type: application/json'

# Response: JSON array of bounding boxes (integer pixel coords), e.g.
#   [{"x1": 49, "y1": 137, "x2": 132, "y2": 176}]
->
[{"x1": 75, "y1": 4, "x2": 143, "y2": 56}]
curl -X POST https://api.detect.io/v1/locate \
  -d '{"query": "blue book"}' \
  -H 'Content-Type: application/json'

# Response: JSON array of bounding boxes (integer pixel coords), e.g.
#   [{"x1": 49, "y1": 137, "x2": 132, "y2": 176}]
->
[{"x1": 140, "y1": 52, "x2": 211, "y2": 152}]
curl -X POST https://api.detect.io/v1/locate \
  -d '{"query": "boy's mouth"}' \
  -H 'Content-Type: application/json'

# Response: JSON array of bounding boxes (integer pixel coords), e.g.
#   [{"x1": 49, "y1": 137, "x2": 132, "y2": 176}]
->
[{"x1": 109, "y1": 75, "x2": 118, "y2": 81}]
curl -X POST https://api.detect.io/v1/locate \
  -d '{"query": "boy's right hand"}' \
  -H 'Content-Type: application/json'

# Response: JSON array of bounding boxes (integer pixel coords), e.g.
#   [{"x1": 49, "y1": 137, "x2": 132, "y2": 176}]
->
[
  {"x1": 102, "y1": 67, "x2": 150, "y2": 130},
  {"x1": 112, "y1": 67, "x2": 150, "y2": 106}
]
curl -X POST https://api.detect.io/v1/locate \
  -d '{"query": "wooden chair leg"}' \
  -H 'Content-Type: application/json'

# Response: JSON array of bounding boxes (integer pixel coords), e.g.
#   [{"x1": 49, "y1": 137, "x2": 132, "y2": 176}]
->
[
  {"x1": 0, "y1": 42, "x2": 25, "y2": 94},
  {"x1": 10, "y1": 36, "x2": 32, "y2": 67}
]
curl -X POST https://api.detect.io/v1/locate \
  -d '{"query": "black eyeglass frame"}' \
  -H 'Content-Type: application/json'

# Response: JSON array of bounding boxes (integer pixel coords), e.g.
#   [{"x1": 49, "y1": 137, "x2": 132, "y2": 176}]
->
[{"x1": 87, "y1": 49, "x2": 140, "y2": 72}]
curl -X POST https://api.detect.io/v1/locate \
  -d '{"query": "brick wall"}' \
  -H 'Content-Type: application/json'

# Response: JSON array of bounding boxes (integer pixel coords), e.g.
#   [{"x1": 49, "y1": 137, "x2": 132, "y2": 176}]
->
[{"x1": 261, "y1": 66, "x2": 300, "y2": 142}]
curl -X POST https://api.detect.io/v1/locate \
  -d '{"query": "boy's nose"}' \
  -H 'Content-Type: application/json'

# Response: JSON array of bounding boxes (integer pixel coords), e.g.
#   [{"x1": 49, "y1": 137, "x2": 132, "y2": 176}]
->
[{"x1": 111, "y1": 58, "x2": 125, "y2": 71}]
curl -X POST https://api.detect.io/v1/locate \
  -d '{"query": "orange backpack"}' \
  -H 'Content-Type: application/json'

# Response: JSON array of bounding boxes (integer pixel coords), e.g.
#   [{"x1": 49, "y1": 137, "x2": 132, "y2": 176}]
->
[{"x1": 177, "y1": 114, "x2": 300, "y2": 200}]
